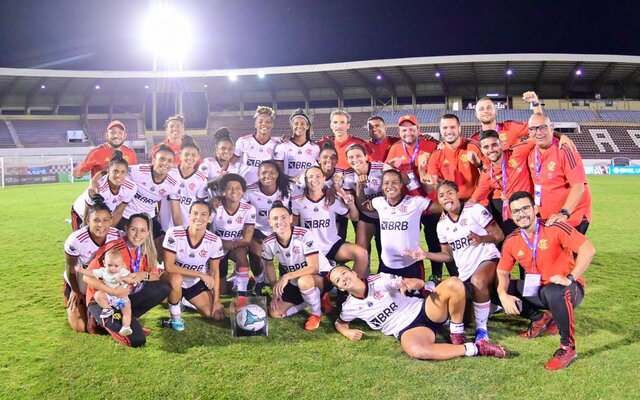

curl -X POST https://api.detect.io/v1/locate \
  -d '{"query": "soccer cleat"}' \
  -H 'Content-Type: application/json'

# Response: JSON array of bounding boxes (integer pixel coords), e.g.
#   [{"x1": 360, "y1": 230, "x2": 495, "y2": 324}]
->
[
  {"x1": 450, "y1": 332, "x2": 466, "y2": 345},
  {"x1": 545, "y1": 320, "x2": 559, "y2": 336},
  {"x1": 476, "y1": 339, "x2": 506, "y2": 359},
  {"x1": 475, "y1": 328, "x2": 490, "y2": 343},
  {"x1": 321, "y1": 292, "x2": 334, "y2": 315},
  {"x1": 119, "y1": 326, "x2": 133, "y2": 336},
  {"x1": 252, "y1": 281, "x2": 267, "y2": 297},
  {"x1": 545, "y1": 346, "x2": 578, "y2": 370},
  {"x1": 520, "y1": 311, "x2": 555, "y2": 339},
  {"x1": 304, "y1": 314, "x2": 322, "y2": 331},
  {"x1": 169, "y1": 316, "x2": 185, "y2": 332},
  {"x1": 100, "y1": 307, "x2": 114, "y2": 319}
]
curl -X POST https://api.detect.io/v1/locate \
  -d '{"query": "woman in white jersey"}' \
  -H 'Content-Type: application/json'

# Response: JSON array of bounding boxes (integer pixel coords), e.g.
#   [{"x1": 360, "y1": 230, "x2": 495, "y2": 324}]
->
[
  {"x1": 162, "y1": 201, "x2": 226, "y2": 331},
  {"x1": 232, "y1": 106, "x2": 280, "y2": 185},
  {"x1": 210, "y1": 173, "x2": 256, "y2": 299},
  {"x1": 64, "y1": 202, "x2": 121, "y2": 333},
  {"x1": 121, "y1": 144, "x2": 178, "y2": 260},
  {"x1": 292, "y1": 166, "x2": 368, "y2": 278},
  {"x1": 274, "y1": 109, "x2": 320, "y2": 182},
  {"x1": 406, "y1": 180, "x2": 504, "y2": 344},
  {"x1": 168, "y1": 136, "x2": 209, "y2": 228},
  {"x1": 244, "y1": 160, "x2": 291, "y2": 295},
  {"x1": 71, "y1": 151, "x2": 136, "y2": 230},
  {"x1": 199, "y1": 128, "x2": 239, "y2": 197},
  {"x1": 355, "y1": 169, "x2": 441, "y2": 283},
  {"x1": 339, "y1": 143, "x2": 390, "y2": 268},
  {"x1": 329, "y1": 265, "x2": 506, "y2": 360},
  {"x1": 263, "y1": 201, "x2": 334, "y2": 331}
]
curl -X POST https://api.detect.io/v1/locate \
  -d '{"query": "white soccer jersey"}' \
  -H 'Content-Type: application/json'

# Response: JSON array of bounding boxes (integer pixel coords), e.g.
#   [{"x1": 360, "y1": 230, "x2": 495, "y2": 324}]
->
[
  {"x1": 436, "y1": 203, "x2": 501, "y2": 281},
  {"x1": 291, "y1": 193, "x2": 349, "y2": 254},
  {"x1": 123, "y1": 164, "x2": 179, "y2": 218},
  {"x1": 163, "y1": 226, "x2": 225, "y2": 289},
  {"x1": 72, "y1": 174, "x2": 137, "y2": 219},
  {"x1": 234, "y1": 135, "x2": 280, "y2": 185},
  {"x1": 372, "y1": 195, "x2": 432, "y2": 269},
  {"x1": 211, "y1": 201, "x2": 257, "y2": 242},
  {"x1": 243, "y1": 183, "x2": 290, "y2": 235},
  {"x1": 339, "y1": 273, "x2": 423, "y2": 339},
  {"x1": 261, "y1": 227, "x2": 331, "y2": 285},
  {"x1": 168, "y1": 168, "x2": 209, "y2": 228},
  {"x1": 342, "y1": 162, "x2": 386, "y2": 219},
  {"x1": 92, "y1": 267, "x2": 130, "y2": 289},
  {"x1": 273, "y1": 140, "x2": 320, "y2": 179},
  {"x1": 198, "y1": 157, "x2": 240, "y2": 180},
  {"x1": 63, "y1": 226, "x2": 122, "y2": 294},
  {"x1": 294, "y1": 167, "x2": 345, "y2": 192}
]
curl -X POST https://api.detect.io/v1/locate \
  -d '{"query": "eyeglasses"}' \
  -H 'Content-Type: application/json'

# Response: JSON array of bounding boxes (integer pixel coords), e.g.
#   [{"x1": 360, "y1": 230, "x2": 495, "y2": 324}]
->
[
  {"x1": 511, "y1": 204, "x2": 533, "y2": 216},
  {"x1": 528, "y1": 125, "x2": 550, "y2": 134}
]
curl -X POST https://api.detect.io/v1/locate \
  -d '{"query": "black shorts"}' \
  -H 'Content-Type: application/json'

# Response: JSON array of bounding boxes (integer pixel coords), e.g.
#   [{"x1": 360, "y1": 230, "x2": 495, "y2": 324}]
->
[
  {"x1": 397, "y1": 299, "x2": 445, "y2": 340},
  {"x1": 281, "y1": 277, "x2": 331, "y2": 305},
  {"x1": 378, "y1": 261, "x2": 425, "y2": 280},
  {"x1": 253, "y1": 230, "x2": 268, "y2": 243},
  {"x1": 358, "y1": 212, "x2": 378, "y2": 225},
  {"x1": 462, "y1": 257, "x2": 500, "y2": 302},
  {"x1": 326, "y1": 238, "x2": 346, "y2": 261},
  {"x1": 182, "y1": 280, "x2": 210, "y2": 301}
]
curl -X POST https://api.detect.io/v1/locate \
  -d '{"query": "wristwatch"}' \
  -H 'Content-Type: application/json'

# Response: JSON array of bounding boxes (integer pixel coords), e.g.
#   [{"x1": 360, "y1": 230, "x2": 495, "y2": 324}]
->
[
  {"x1": 566, "y1": 274, "x2": 576, "y2": 284},
  {"x1": 559, "y1": 208, "x2": 571, "y2": 218}
]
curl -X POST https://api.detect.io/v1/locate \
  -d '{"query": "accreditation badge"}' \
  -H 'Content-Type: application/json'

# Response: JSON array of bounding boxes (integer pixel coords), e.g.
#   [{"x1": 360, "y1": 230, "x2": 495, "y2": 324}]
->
[
  {"x1": 406, "y1": 171, "x2": 420, "y2": 191},
  {"x1": 534, "y1": 184, "x2": 542, "y2": 206},
  {"x1": 523, "y1": 273, "x2": 542, "y2": 297}
]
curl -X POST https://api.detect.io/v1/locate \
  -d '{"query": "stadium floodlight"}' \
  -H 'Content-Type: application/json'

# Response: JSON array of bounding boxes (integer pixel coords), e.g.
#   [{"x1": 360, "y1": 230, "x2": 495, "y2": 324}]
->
[
  {"x1": 40, "y1": 84, "x2": 46, "y2": 89},
  {"x1": 258, "y1": 71, "x2": 266, "y2": 79},
  {"x1": 95, "y1": 85, "x2": 101, "y2": 90},
  {"x1": 506, "y1": 69, "x2": 513, "y2": 76},
  {"x1": 575, "y1": 69, "x2": 583, "y2": 76},
  {"x1": 376, "y1": 74, "x2": 382, "y2": 80},
  {"x1": 228, "y1": 72, "x2": 238, "y2": 82},
  {"x1": 435, "y1": 72, "x2": 441, "y2": 77},
  {"x1": 142, "y1": 4, "x2": 192, "y2": 68}
]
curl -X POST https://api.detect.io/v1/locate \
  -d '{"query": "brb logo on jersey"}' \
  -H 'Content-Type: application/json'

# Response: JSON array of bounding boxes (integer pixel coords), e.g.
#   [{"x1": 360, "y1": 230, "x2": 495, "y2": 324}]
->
[
  {"x1": 304, "y1": 219, "x2": 330, "y2": 229},
  {"x1": 369, "y1": 301, "x2": 398, "y2": 327},
  {"x1": 449, "y1": 237, "x2": 471, "y2": 251},
  {"x1": 288, "y1": 161, "x2": 313, "y2": 171},
  {"x1": 380, "y1": 221, "x2": 408, "y2": 230}
]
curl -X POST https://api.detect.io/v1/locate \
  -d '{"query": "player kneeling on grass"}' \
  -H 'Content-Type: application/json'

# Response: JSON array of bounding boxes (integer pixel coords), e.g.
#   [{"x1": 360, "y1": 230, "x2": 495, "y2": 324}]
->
[
  {"x1": 497, "y1": 191, "x2": 595, "y2": 370},
  {"x1": 329, "y1": 266, "x2": 506, "y2": 360},
  {"x1": 76, "y1": 249, "x2": 135, "y2": 336},
  {"x1": 162, "y1": 201, "x2": 226, "y2": 331},
  {"x1": 263, "y1": 201, "x2": 333, "y2": 331},
  {"x1": 405, "y1": 180, "x2": 504, "y2": 344}
]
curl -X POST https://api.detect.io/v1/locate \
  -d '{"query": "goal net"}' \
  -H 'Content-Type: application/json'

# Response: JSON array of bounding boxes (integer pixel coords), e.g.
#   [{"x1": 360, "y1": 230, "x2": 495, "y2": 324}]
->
[{"x1": 0, "y1": 155, "x2": 76, "y2": 188}]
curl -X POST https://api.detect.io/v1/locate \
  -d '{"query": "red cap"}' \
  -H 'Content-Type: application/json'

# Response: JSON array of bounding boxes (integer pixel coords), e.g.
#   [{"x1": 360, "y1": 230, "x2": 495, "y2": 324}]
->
[
  {"x1": 398, "y1": 115, "x2": 418, "y2": 126},
  {"x1": 107, "y1": 120, "x2": 126, "y2": 131}
]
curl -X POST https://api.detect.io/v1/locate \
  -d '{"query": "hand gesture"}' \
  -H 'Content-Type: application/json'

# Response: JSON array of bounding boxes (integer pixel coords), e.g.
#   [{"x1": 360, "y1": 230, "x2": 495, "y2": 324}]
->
[
  {"x1": 522, "y1": 91, "x2": 539, "y2": 104},
  {"x1": 468, "y1": 231, "x2": 484, "y2": 246},
  {"x1": 404, "y1": 243, "x2": 429, "y2": 261}
]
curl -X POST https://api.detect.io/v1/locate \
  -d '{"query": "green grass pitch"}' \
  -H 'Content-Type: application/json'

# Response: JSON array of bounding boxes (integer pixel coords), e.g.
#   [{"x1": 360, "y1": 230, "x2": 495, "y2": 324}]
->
[{"x1": 0, "y1": 176, "x2": 638, "y2": 399}]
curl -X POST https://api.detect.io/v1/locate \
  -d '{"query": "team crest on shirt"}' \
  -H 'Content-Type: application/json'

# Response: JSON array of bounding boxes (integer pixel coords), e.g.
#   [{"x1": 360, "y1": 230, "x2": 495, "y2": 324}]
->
[
  {"x1": 538, "y1": 239, "x2": 548, "y2": 250},
  {"x1": 399, "y1": 205, "x2": 408, "y2": 213},
  {"x1": 159, "y1": 189, "x2": 167, "y2": 196},
  {"x1": 199, "y1": 249, "x2": 208, "y2": 258},
  {"x1": 499, "y1": 133, "x2": 508, "y2": 142},
  {"x1": 459, "y1": 219, "x2": 467, "y2": 226},
  {"x1": 509, "y1": 158, "x2": 519, "y2": 168},
  {"x1": 322, "y1": 203, "x2": 330, "y2": 211},
  {"x1": 189, "y1": 183, "x2": 196, "y2": 191},
  {"x1": 370, "y1": 178, "x2": 379, "y2": 187},
  {"x1": 548, "y1": 162, "x2": 556, "y2": 172},
  {"x1": 292, "y1": 246, "x2": 300, "y2": 254},
  {"x1": 236, "y1": 216, "x2": 244, "y2": 223},
  {"x1": 267, "y1": 148, "x2": 273, "y2": 154},
  {"x1": 460, "y1": 154, "x2": 468, "y2": 163},
  {"x1": 306, "y1": 149, "x2": 313, "y2": 155},
  {"x1": 372, "y1": 290, "x2": 383, "y2": 300}
]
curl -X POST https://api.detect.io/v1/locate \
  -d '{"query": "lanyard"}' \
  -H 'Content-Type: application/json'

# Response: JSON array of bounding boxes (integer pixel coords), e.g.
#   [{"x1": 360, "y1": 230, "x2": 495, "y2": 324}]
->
[
  {"x1": 489, "y1": 156, "x2": 508, "y2": 191},
  {"x1": 126, "y1": 245, "x2": 143, "y2": 273},
  {"x1": 402, "y1": 138, "x2": 420, "y2": 165},
  {"x1": 534, "y1": 149, "x2": 543, "y2": 180},
  {"x1": 520, "y1": 221, "x2": 540, "y2": 273}
]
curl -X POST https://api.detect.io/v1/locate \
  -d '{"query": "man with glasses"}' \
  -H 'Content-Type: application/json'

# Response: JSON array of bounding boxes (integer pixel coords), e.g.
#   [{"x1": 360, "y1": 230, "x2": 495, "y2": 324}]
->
[
  {"x1": 526, "y1": 113, "x2": 592, "y2": 234},
  {"x1": 497, "y1": 191, "x2": 595, "y2": 370}
]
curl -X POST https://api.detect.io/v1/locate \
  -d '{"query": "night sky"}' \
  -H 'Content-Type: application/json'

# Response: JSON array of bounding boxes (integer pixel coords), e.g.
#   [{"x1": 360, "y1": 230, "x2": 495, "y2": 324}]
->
[{"x1": 0, "y1": 0, "x2": 638, "y2": 71}]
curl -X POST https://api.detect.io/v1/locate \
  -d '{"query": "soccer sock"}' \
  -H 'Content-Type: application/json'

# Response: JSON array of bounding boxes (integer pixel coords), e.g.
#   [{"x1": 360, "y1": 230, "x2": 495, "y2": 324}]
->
[
  {"x1": 464, "y1": 342, "x2": 478, "y2": 357},
  {"x1": 255, "y1": 270, "x2": 266, "y2": 284},
  {"x1": 169, "y1": 302, "x2": 181, "y2": 318},
  {"x1": 236, "y1": 268, "x2": 250, "y2": 292},
  {"x1": 450, "y1": 322, "x2": 465, "y2": 334},
  {"x1": 473, "y1": 300, "x2": 491, "y2": 331},
  {"x1": 283, "y1": 302, "x2": 308, "y2": 317},
  {"x1": 301, "y1": 287, "x2": 321, "y2": 316}
]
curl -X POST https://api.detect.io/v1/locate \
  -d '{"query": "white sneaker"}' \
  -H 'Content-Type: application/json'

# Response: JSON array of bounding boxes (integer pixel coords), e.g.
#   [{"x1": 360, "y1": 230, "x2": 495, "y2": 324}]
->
[
  {"x1": 100, "y1": 308, "x2": 114, "y2": 319},
  {"x1": 119, "y1": 326, "x2": 133, "y2": 336}
]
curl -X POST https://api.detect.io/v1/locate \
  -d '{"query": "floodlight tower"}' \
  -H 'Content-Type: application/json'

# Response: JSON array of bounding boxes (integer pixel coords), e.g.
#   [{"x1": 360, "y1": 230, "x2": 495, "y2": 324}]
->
[{"x1": 142, "y1": 2, "x2": 191, "y2": 130}]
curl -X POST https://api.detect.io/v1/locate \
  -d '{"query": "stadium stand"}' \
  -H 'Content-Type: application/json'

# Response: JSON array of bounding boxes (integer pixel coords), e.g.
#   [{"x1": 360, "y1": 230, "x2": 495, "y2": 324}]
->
[
  {"x1": 11, "y1": 119, "x2": 86, "y2": 148},
  {"x1": 0, "y1": 121, "x2": 16, "y2": 148}
]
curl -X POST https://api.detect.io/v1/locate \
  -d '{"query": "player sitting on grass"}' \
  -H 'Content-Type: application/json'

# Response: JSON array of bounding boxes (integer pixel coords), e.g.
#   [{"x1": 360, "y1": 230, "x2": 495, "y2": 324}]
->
[
  {"x1": 263, "y1": 201, "x2": 333, "y2": 331},
  {"x1": 76, "y1": 249, "x2": 135, "y2": 336},
  {"x1": 329, "y1": 265, "x2": 506, "y2": 360}
]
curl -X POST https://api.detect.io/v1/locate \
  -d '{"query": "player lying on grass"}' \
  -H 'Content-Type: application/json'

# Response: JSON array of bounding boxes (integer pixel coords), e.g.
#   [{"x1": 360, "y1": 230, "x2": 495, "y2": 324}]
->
[
  {"x1": 76, "y1": 249, "x2": 135, "y2": 336},
  {"x1": 497, "y1": 191, "x2": 595, "y2": 370},
  {"x1": 162, "y1": 201, "x2": 226, "y2": 331},
  {"x1": 405, "y1": 180, "x2": 503, "y2": 344},
  {"x1": 263, "y1": 201, "x2": 333, "y2": 331},
  {"x1": 329, "y1": 265, "x2": 506, "y2": 360}
]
